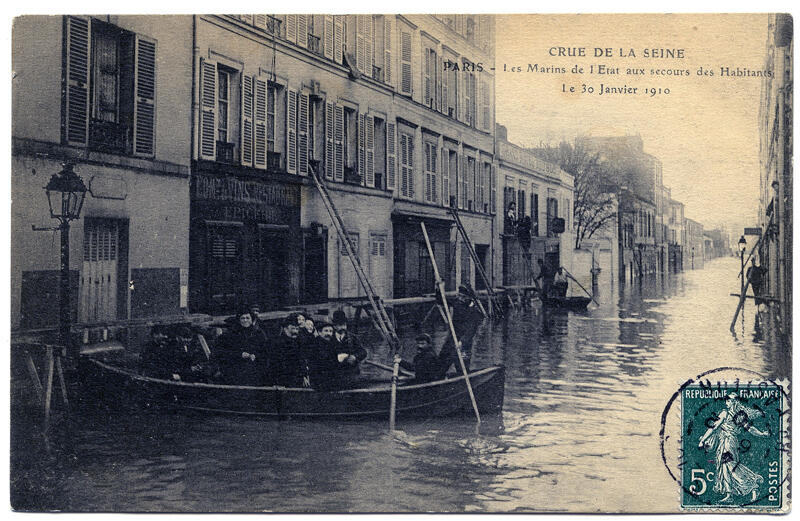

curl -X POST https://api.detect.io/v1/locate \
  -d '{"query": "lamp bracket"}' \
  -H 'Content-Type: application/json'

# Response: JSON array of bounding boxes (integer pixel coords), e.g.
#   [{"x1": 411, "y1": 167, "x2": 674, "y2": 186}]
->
[{"x1": 32, "y1": 225, "x2": 60, "y2": 232}]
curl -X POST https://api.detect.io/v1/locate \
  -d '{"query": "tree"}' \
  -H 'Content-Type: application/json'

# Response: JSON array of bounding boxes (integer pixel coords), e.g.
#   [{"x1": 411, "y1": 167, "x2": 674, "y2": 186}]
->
[{"x1": 533, "y1": 139, "x2": 618, "y2": 249}]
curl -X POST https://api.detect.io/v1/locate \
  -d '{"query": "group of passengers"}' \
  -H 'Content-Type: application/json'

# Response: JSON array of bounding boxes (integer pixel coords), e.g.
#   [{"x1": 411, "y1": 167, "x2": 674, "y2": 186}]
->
[
  {"x1": 140, "y1": 285, "x2": 486, "y2": 389},
  {"x1": 140, "y1": 308, "x2": 366, "y2": 390}
]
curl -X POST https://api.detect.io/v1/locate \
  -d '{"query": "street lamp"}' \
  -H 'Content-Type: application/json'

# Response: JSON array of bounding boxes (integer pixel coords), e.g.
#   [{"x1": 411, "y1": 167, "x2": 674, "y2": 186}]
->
[
  {"x1": 44, "y1": 163, "x2": 88, "y2": 359},
  {"x1": 738, "y1": 235, "x2": 747, "y2": 300}
]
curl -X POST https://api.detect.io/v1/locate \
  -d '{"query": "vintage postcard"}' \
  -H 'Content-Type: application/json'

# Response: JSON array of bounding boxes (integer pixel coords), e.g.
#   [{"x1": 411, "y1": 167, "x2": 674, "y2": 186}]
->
[{"x1": 9, "y1": 13, "x2": 791, "y2": 513}]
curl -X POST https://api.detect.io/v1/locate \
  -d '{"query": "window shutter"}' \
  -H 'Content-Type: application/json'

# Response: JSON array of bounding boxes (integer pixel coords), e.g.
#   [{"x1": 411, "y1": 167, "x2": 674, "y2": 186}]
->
[
  {"x1": 240, "y1": 75, "x2": 254, "y2": 167},
  {"x1": 133, "y1": 35, "x2": 156, "y2": 157},
  {"x1": 356, "y1": 16, "x2": 366, "y2": 74},
  {"x1": 254, "y1": 15, "x2": 267, "y2": 30},
  {"x1": 324, "y1": 100, "x2": 334, "y2": 179},
  {"x1": 286, "y1": 89, "x2": 297, "y2": 174},
  {"x1": 334, "y1": 104, "x2": 344, "y2": 181},
  {"x1": 463, "y1": 71, "x2": 471, "y2": 126},
  {"x1": 253, "y1": 76, "x2": 267, "y2": 169},
  {"x1": 383, "y1": 17, "x2": 393, "y2": 86},
  {"x1": 241, "y1": 14, "x2": 254, "y2": 25},
  {"x1": 366, "y1": 16, "x2": 373, "y2": 75},
  {"x1": 286, "y1": 15, "x2": 297, "y2": 44},
  {"x1": 490, "y1": 165, "x2": 496, "y2": 214},
  {"x1": 334, "y1": 16, "x2": 344, "y2": 65},
  {"x1": 441, "y1": 148, "x2": 448, "y2": 206},
  {"x1": 323, "y1": 15, "x2": 334, "y2": 60},
  {"x1": 358, "y1": 112, "x2": 365, "y2": 185},
  {"x1": 436, "y1": 53, "x2": 443, "y2": 112},
  {"x1": 399, "y1": 29, "x2": 412, "y2": 95},
  {"x1": 482, "y1": 77, "x2": 490, "y2": 131},
  {"x1": 64, "y1": 16, "x2": 91, "y2": 146},
  {"x1": 460, "y1": 156, "x2": 468, "y2": 209},
  {"x1": 297, "y1": 15, "x2": 307, "y2": 48},
  {"x1": 442, "y1": 60, "x2": 449, "y2": 115},
  {"x1": 386, "y1": 120, "x2": 396, "y2": 190},
  {"x1": 365, "y1": 115, "x2": 375, "y2": 188},
  {"x1": 423, "y1": 48, "x2": 431, "y2": 105},
  {"x1": 399, "y1": 134, "x2": 408, "y2": 198},
  {"x1": 297, "y1": 92, "x2": 309, "y2": 175},
  {"x1": 199, "y1": 59, "x2": 217, "y2": 160}
]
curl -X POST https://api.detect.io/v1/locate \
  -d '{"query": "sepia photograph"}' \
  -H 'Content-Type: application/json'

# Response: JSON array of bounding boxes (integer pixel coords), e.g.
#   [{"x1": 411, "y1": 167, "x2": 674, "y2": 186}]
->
[{"x1": 8, "y1": 12, "x2": 792, "y2": 513}]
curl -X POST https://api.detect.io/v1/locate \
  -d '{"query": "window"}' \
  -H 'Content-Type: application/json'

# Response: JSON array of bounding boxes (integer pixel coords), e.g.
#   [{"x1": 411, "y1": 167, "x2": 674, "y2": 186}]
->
[
  {"x1": 448, "y1": 150, "x2": 458, "y2": 207},
  {"x1": 466, "y1": 156, "x2": 476, "y2": 211},
  {"x1": 424, "y1": 140, "x2": 437, "y2": 203},
  {"x1": 399, "y1": 130, "x2": 414, "y2": 198},
  {"x1": 344, "y1": 107, "x2": 357, "y2": 181},
  {"x1": 531, "y1": 192, "x2": 539, "y2": 235},
  {"x1": 483, "y1": 162, "x2": 493, "y2": 213},
  {"x1": 373, "y1": 117, "x2": 386, "y2": 189},
  {"x1": 217, "y1": 69, "x2": 230, "y2": 143},
  {"x1": 424, "y1": 47, "x2": 438, "y2": 108},
  {"x1": 445, "y1": 57, "x2": 458, "y2": 118},
  {"x1": 65, "y1": 17, "x2": 156, "y2": 156}
]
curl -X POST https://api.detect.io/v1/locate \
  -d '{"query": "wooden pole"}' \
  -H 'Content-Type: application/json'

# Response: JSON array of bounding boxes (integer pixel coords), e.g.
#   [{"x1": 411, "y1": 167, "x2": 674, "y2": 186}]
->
[
  {"x1": 43, "y1": 346, "x2": 54, "y2": 431},
  {"x1": 364, "y1": 359, "x2": 415, "y2": 377},
  {"x1": 389, "y1": 354, "x2": 401, "y2": 431},
  {"x1": 563, "y1": 268, "x2": 599, "y2": 305},
  {"x1": 730, "y1": 277, "x2": 753, "y2": 333},
  {"x1": 55, "y1": 355, "x2": 69, "y2": 407},
  {"x1": 25, "y1": 351, "x2": 44, "y2": 405},
  {"x1": 421, "y1": 222, "x2": 481, "y2": 424}
]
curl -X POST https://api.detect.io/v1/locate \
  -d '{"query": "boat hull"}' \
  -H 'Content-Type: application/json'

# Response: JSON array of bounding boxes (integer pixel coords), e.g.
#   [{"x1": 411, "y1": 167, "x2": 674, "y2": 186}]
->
[{"x1": 79, "y1": 359, "x2": 505, "y2": 419}]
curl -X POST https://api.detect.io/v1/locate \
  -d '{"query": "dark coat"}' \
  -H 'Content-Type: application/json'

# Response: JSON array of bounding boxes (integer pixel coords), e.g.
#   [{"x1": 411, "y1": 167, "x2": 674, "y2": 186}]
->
[
  {"x1": 214, "y1": 324, "x2": 270, "y2": 386},
  {"x1": 140, "y1": 337, "x2": 210, "y2": 381},
  {"x1": 306, "y1": 336, "x2": 342, "y2": 390},
  {"x1": 270, "y1": 333, "x2": 311, "y2": 387},
  {"x1": 332, "y1": 331, "x2": 368, "y2": 380},
  {"x1": 400, "y1": 348, "x2": 449, "y2": 383},
  {"x1": 439, "y1": 299, "x2": 485, "y2": 372}
]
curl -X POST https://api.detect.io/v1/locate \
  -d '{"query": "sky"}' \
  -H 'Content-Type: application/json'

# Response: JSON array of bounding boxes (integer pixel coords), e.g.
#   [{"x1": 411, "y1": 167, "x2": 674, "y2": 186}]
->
[{"x1": 495, "y1": 14, "x2": 770, "y2": 235}]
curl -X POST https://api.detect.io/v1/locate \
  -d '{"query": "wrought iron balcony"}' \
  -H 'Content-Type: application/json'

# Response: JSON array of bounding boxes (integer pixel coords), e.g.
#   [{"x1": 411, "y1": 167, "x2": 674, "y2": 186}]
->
[
  {"x1": 307, "y1": 34, "x2": 322, "y2": 56},
  {"x1": 267, "y1": 151, "x2": 282, "y2": 171},
  {"x1": 89, "y1": 120, "x2": 130, "y2": 154},
  {"x1": 216, "y1": 141, "x2": 236, "y2": 164}
]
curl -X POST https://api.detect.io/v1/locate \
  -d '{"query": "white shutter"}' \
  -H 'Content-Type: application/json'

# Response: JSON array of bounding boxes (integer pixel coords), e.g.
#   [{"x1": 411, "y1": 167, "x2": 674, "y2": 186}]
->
[
  {"x1": 298, "y1": 92, "x2": 309, "y2": 175},
  {"x1": 334, "y1": 104, "x2": 344, "y2": 181},
  {"x1": 199, "y1": 59, "x2": 217, "y2": 160},
  {"x1": 356, "y1": 16, "x2": 366, "y2": 74},
  {"x1": 323, "y1": 15, "x2": 334, "y2": 60},
  {"x1": 358, "y1": 112, "x2": 365, "y2": 185},
  {"x1": 64, "y1": 16, "x2": 91, "y2": 146},
  {"x1": 366, "y1": 16, "x2": 373, "y2": 76},
  {"x1": 255, "y1": 14, "x2": 268, "y2": 30},
  {"x1": 386, "y1": 121, "x2": 396, "y2": 190},
  {"x1": 441, "y1": 148, "x2": 449, "y2": 206},
  {"x1": 423, "y1": 48, "x2": 431, "y2": 105},
  {"x1": 133, "y1": 35, "x2": 156, "y2": 157},
  {"x1": 365, "y1": 115, "x2": 374, "y2": 188},
  {"x1": 241, "y1": 14, "x2": 254, "y2": 25},
  {"x1": 482, "y1": 77, "x2": 490, "y2": 131},
  {"x1": 490, "y1": 164, "x2": 497, "y2": 214},
  {"x1": 287, "y1": 89, "x2": 297, "y2": 174},
  {"x1": 384, "y1": 17, "x2": 393, "y2": 86},
  {"x1": 334, "y1": 16, "x2": 344, "y2": 65},
  {"x1": 324, "y1": 100, "x2": 334, "y2": 180},
  {"x1": 286, "y1": 15, "x2": 297, "y2": 44},
  {"x1": 240, "y1": 75, "x2": 254, "y2": 167},
  {"x1": 297, "y1": 15, "x2": 308, "y2": 48},
  {"x1": 253, "y1": 76, "x2": 267, "y2": 169},
  {"x1": 399, "y1": 29, "x2": 412, "y2": 95},
  {"x1": 436, "y1": 53, "x2": 443, "y2": 113},
  {"x1": 442, "y1": 58, "x2": 449, "y2": 116}
]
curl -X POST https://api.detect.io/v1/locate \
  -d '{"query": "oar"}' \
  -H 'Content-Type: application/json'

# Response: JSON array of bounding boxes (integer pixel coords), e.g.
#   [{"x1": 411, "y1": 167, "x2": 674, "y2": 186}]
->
[
  {"x1": 421, "y1": 222, "x2": 481, "y2": 425},
  {"x1": 563, "y1": 268, "x2": 599, "y2": 306},
  {"x1": 364, "y1": 359, "x2": 415, "y2": 378}
]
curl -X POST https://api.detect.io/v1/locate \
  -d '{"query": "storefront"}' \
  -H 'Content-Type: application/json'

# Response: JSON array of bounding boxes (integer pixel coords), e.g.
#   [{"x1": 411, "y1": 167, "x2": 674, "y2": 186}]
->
[
  {"x1": 392, "y1": 211, "x2": 454, "y2": 298},
  {"x1": 189, "y1": 168, "x2": 302, "y2": 314}
]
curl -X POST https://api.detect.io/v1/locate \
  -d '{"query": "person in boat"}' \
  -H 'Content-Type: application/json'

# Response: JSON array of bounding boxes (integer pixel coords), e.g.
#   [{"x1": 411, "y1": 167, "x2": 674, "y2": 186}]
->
[
  {"x1": 140, "y1": 324, "x2": 171, "y2": 378},
  {"x1": 437, "y1": 285, "x2": 485, "y2": 374},
  {"x1": 270, "y1": 314, "x2": 312, "y2": 388},
  {"x1": 400, "y1": 333, "x2": 450, "y2": 383},
  {"x1": 331, "y1": 309, "x2": 368, "y2": 385},
  {"x1": 535, "y1": 258, "x2": 555, "y2": 298},
  {"x1": 170, "y1": 325, "x2": 216, "y2": 382},
  {"x1": 298, "y1": 314, "x2": 318, "y2": 345},
  {"x1": 249, "y1": 304, "x2": 264, "y2": 333},
  {"x1": 306, "y1": 319, "x2": 341, "y2": 390},
  {"x1": 214, "y1": 310, "x2": 270, "y2": 386},
  {"x1": 553, "y1": 267, "x2": 569, "y2": 298}
]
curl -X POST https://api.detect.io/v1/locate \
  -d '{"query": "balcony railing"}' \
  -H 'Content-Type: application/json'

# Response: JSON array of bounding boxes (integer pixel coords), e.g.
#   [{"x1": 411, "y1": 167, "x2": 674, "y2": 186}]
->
[
  {"x1": 89, "y1": 120, "x2": 130, "y2": 154},
  {"x1": 265, "y1": 15, "x2": 282, "y2": 36},
  {"x1": 307, "y1": 34, "x2": 322, "y2": 56},
  {"x1": 372, "y1": 65, "x2": 383, "y2": 82}
]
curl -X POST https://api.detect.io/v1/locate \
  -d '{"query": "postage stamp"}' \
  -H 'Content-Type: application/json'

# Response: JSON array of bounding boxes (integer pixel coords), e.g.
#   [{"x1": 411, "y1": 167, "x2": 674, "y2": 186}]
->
[{"x1": 679, "y1": 381, "x2": 787, "y2": 510}]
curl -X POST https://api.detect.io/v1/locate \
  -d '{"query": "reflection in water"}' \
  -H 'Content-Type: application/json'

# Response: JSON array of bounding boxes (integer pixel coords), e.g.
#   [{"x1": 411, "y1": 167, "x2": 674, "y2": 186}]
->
[{"x1": 11, "y1": 258, "x2": 787, "y2": 512}]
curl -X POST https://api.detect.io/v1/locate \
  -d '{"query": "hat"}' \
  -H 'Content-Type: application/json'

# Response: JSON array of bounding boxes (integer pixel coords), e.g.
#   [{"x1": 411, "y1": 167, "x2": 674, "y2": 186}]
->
[
  {"x1": 317, "y1": 317, "x2": 333, "y2": 329},
  {"x1": 332, "y1": 309, "x2": 348, "y2": 326},
  {"x1": 415, "y1": 333, "x2": 432, "y2": 345},
  {"x1": 281, "y1": 314, "x2": 298, "y2": 327}
]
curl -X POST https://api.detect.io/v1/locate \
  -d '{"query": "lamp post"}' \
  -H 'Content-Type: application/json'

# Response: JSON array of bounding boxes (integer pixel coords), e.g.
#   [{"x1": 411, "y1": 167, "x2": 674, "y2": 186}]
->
[
  {"x1": 44, "y1": 163, "x2": 88, "y2": 359},
  {"x1": 738, "y1": 235, "x2": 747, "y2": 300}
]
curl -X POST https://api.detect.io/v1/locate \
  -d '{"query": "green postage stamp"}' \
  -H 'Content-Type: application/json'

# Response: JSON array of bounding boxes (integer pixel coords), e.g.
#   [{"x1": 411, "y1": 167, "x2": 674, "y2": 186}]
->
[{"x1": 680, "y1": 381, "x2": 788, "y2": 511}]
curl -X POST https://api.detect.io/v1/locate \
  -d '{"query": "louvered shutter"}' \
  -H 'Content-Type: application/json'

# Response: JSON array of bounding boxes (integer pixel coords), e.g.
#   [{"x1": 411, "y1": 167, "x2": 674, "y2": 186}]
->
[
  {"x1": 460, "y1": 156, "x2": 468, "y2": 209},
  {"x1": 399, "y1": 29, "x2": 412, "y2": 95},
  {"x1": 386, "y1": 121, "x2": 396, "y2": 190},
  {"x1": 334, "y1": 16, "x2": 344, "y2": 65},
  {"x1": 423, "y1": 48, "x2": 431, "y2": 106},
  {"x1": 383, "y1": 17, "x2": 393, "y2": 85},
  {"x1": 323, "y1": 15, "x2": 334, "y2": 59},
  {"x1": 324, "y1": 100, "x2": 334, "y2": 179},
  {"x1": 490, "y1": 164, "x2": 497, "y2": 214},
  {"x1": 199, "y1": 59, "x2": 217, "y2": 160},
  {"x1": 365, "y1": 115, "x2": 375, "y2": 188},
  {"x1": 441, "y1": 148, "x2": 449, "y2": 206},
  {"x1": 255, "y1": 14, "x2": 267, "y2": 30},
  {"x1": 241, "y1": 14, "x2": 254, "y2": 25},
  {"x1": 334, "y1": 104, "x2": 344, "y2": 181},
  {"x1": 286, "y1": 89, "x2": 297, "y2": 174},
  {"x1": 358, "y1": 112, "x2": 365, "y2": 185},
  {"x1": 286, "y1": 15, "x2": 297, "y2": 43},
  {"x1": 442, "y1": 60, "x2": 449, "y2": 115},
  {"x1": 356, "y1": 16, "x2": 366, "y2": 74},
  {"x1": 365, "y1": 16, "x2": 373, "y2": 76},
  {"x1": 240, "y1": 75, "x2": 254, "y2": 167},
  {"x1": 253, "y1": 76, "x2": 267, "y2": 169},
  {"x1": 436, "y1": 53, "x2": 443, "y2": 112},
  {"x1": 133, "y1": 35, "x2": 156, "y2": 156},
  {"x1": 482, "y1": 77, "x2": 490, "y2": 131},
  {"x1": 297, "y1": 15, "x2": 308, "y2": 48},
  {"x1": 64, "y1": 16, "x2": 91, "y2": 146},
  {"x1": 463, "y1": 70, "x2": 471, "y2": 126},
  {"x1": 297, "y1": 92, "x2": 309, "y2": 175}
]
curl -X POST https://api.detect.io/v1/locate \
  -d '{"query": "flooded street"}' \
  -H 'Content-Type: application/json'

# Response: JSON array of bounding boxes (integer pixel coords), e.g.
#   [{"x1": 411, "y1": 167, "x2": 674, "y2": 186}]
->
[{"x1": 11, "y1": 257, "x2": 789, "y2": 512}]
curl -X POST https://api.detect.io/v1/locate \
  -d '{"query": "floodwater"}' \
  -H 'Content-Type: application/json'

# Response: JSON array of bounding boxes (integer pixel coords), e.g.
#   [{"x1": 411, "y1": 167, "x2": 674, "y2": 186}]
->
[{"x1": 11, "y1": 257, "x2": 790, "y2": 512}]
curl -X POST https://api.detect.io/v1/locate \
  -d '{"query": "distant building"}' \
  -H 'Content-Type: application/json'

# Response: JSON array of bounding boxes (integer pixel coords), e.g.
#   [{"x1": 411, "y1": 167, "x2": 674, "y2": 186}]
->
[{"x1": 683, "y1": 218, "x2": 704, "y2": 270}]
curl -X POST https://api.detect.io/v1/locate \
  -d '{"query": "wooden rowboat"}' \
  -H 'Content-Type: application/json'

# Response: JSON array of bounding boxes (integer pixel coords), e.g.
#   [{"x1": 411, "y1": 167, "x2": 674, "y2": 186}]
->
[
  {"x1": 541, "y1": 295, "x2": 592, "y2": 311},
  {"x1": 78, "y1": 358, "x2": 505, "y2": 419}
]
